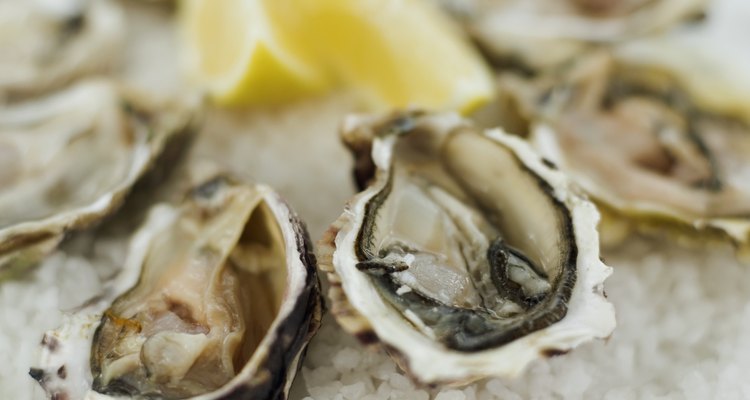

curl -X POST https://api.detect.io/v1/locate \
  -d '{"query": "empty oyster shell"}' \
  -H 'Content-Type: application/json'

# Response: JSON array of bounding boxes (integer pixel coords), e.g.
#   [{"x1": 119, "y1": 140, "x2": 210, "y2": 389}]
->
[
  {"x1": 496, "y1": 50, "x2": 750, "y2": 247},
  {"x1": 31, "y1": 175, "x2": 324, "y2": 399},
  {"x1": 456, "y1": 0, "x2": 707, "y2": 72},
  {"x1": 0, "y1": 80, "x2": 193, "y2": 278},
  {"x1": 0, "y1": 0, "x2": 124, "y2": 100},
  {"x1": 319, "y1": 111, "x2": 614, "y2": 384}
]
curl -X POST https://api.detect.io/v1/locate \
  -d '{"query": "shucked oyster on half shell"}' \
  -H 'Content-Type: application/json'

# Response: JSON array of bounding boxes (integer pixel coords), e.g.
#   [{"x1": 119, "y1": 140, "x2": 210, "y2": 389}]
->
[
  {"x1": 449, "y1": 0, "x2": 707, "y2": 72},
  {"x1": 319, "y1": 111, "x2": 615, "y2": 384},
  {"x1": 0, "y1": 79, "x2": 193, "y2": 278},
  {"x1": 32, "y1": 174, "x2": 323, "y2": 399},
  {"x1": 0, "y1": 0, "x2": 124, "y2": 100},
  {"x1": 495, "y1": 50, "x2": 750, "y2": 248}
]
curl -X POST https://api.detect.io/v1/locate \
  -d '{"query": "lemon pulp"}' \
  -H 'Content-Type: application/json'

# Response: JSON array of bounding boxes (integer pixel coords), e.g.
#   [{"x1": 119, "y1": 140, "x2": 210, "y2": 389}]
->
[{"x1": 181, "y1": 0, "x2": 494, "y2": 113}]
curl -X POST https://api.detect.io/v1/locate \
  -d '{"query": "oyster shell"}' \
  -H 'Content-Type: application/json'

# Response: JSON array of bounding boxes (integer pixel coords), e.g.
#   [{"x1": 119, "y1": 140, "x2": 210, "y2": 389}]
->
[
  {"x1": 496, "y1": 50, "x2": 750, "y2": 247},
  {"x1": 0, "y1": 80, "x2": 193, "y2": 278},
  {"x1": 456, "y1": 0, "x2": 708, "y2": 72},
  {"x1": 31, "y1": 175, "x2": 324, "y2": 399},
  {"x1": 319, "y1": 111, "x2": 614, "y2": 384},
  {"x1": 0, "y1": 0, "x2": 124, "y2": 100}
]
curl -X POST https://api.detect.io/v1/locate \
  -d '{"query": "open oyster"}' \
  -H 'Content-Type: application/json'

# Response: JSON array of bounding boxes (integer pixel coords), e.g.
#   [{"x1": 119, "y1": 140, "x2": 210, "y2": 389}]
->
[
  {"x1": 319, "y1": 111, "x2": 614, "y2": 384},
  {"x1": 0, "y1": 80, "x2": 193, "y2": 278},
  {"x1": 31, "y1": 175, "x2": 323, "y2": 399},
  {"x1": 496, "y1": 50, "x2": 750, "y2": 247},
  {"x1": 0, "y1": 0, "x2": 124, "y2": 100},
  {"x1": 451, "y1": 0, "x2": 707, "y2": 72}
]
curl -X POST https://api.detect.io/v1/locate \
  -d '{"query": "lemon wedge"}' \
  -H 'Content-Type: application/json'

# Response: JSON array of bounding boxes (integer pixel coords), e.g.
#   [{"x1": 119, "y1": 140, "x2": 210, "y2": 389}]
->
[
  {"x1": 180, "y1": 0, "x2": 494, "y2": 113},
  {"x1": 270, "y1": 0, "x2": 495, "y2": 113},
  {"x1": 179, "y1": 0, "x2": 328, "y2": 105}
]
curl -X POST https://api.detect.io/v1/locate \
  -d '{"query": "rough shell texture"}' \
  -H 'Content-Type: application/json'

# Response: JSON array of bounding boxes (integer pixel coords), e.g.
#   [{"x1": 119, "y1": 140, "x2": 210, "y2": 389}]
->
[
  {"x1": 456, "y1": 0, "x2": 708, "y2": 72},
  {"x1": 0, "y1": 0, "x2": 124, "y2": 101},
  {"x1": 0, "y1": 79, "x2": 195, "y2": 279},
  {"x1": 318, "y1": 111, "x2": 615, "y2": 385},
  {"x1": 31, "y1": 175, "x2": 324, "y2": 399},
  {"x1": 495, "y1": 50, "x2": 750, "y2": 250}
]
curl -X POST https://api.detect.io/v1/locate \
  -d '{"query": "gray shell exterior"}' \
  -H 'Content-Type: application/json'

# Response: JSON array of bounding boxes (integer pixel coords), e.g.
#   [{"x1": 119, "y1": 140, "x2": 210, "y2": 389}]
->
[
  {"x1": 0, "y1": 80, "x2": 194, "y2": 279},
  {"x1": 319, "y1": 111, "x2": 614, "y2": 385},
  {"x1": 31, "y1": 175, "x2": 324, "y2": 399}
]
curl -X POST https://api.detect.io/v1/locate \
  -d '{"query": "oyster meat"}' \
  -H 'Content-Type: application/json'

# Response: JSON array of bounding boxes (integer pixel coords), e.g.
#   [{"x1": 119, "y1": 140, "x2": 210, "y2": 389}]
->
[
  {"x1": 31, "y1": 175, "x2": 323, "y2": 399},
  {"x1": 496, "y1": 50, "x2": 750, "y2": 247},
  {"x1": 453, "y1": 0, "x2": 708, "y2": 72},
  {"x1": 0, "y1": 79, "x2": 193, "y2": 278},
  {"x1": 319, "y1": 111, "x2": 614, "y2": 384},
  {"x1": 0, "y1": 0, "x2": 124, "y2": 100}
]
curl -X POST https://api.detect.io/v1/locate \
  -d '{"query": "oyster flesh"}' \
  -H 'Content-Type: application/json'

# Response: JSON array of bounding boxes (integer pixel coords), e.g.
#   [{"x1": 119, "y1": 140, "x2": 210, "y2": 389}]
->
[
  {"x1": 319, "y1": 111, "x2": 614, "y2": 384},
  {"x1": 455, "y1": 0, "x2": 708, "y2": 72},
  {"x1": 32, "y1": 175, "x2": 324, "y2": 399},
  {"x1": 0, "y1": 0, "x2": 124, "y2": 100},
  {"x1": 496, "y1": 50, "x2": 750, "y2": 247},
  {"x1": 0, "y1": 79, "x2": 193, "y2": 278}
]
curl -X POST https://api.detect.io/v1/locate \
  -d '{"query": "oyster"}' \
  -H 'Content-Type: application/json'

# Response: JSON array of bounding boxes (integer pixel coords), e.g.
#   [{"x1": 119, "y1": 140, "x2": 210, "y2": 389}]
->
[
  {"x1": 455, "y1": 0, "x2": 708, "y2": 72},
  {"x1": 0, "y1": 0, "x2": 124, "y2": 100},
  {"x1": 319, "y1": 111, "x2": 614, "y2": 384},
  {"x1": 496, "y1": 50, "x2": 750, "y2": 247},
  {"x1": 31, "y1": 175, "x2": 323, "y2": 399},
  {"x1": 0, "y1": 80, "x2": 193, "y2": 278}
]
